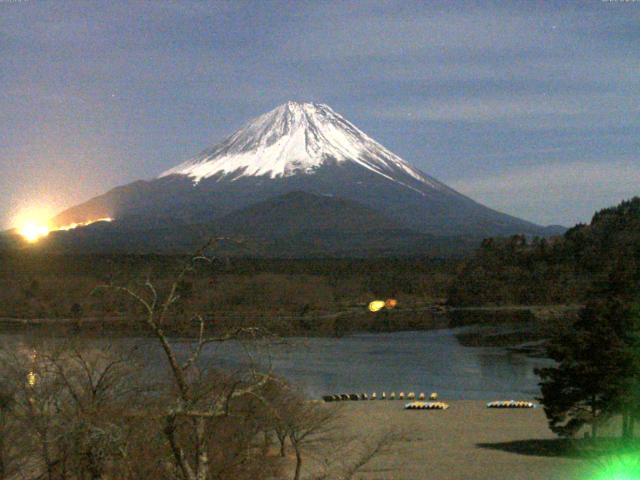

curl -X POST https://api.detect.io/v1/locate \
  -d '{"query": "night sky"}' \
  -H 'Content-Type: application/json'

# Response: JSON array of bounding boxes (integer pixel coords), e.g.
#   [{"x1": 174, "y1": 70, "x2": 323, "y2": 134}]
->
[{"x1": 1, "y1": 0, "x2": 638, "y2": 229}]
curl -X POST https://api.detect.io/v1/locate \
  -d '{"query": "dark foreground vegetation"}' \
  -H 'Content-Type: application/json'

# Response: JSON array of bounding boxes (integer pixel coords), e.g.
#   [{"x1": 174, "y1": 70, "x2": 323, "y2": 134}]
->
[{"x1": 0, "y1": 256, "x2": 399, "y2": 480}]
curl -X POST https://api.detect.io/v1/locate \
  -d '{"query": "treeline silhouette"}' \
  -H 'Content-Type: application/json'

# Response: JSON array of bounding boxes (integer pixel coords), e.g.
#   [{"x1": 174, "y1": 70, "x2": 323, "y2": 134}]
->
[{"x1": 448, "y1": 197, "x2": 640, "y2": 306}]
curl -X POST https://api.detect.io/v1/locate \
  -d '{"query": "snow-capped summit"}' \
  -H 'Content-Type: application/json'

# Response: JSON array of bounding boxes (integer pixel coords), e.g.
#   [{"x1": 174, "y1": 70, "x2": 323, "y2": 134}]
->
[{"x1": 160, "y1": 101, "x2": 442, "y2": 192}]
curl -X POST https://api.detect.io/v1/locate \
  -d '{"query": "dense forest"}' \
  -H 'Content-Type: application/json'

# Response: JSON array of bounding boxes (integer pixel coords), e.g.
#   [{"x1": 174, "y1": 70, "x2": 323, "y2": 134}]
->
[
  {"x1": 0, "y1": 254, "x2": 456, "y2": 336},
  {"x1": 448, "y1": 197, "x2": 640, "y2": 306}
]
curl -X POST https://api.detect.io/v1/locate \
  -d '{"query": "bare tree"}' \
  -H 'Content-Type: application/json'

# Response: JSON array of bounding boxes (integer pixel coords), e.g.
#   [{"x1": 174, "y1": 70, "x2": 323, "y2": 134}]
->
[
  {"x1": 0, "y1": 246, "x2": 401, "y2": 480},
  {"x1": 91, "y1": 246, "x2": 278, "y2": 480},
  {"x1": 0, "y1": 374, "x2": 18, "y2": 479},
  {"x1": 288, "y1": 401, "x2": 340, "y2": 480},
  {"x1": 252, "y1": 382, "x2": 343, "y2": 480},
  {"x1": 0, "y1": 338, "x2": 149, "y2": 480},
  {"x1": 313, "y1": 431, "x2": 404, "y2": 480}
]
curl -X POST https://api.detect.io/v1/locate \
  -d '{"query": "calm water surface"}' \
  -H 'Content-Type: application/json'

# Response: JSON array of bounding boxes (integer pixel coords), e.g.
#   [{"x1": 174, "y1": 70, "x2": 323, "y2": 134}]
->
[{"x1": 1, "y1": 328, "x2": 552, "y2": 400}]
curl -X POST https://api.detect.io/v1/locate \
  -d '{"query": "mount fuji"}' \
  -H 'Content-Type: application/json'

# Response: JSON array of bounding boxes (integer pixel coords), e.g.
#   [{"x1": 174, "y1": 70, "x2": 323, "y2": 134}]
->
[{"x1": 43, "y1": 101, "x2": 560, "y2": 255}]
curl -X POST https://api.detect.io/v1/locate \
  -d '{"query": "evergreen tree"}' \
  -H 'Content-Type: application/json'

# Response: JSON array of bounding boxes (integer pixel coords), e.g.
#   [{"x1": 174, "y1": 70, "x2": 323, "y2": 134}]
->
[
  {"x1": 617, "y1": 301, "x2": 640, "y2": 439},
  {"x1": 536, "y1": 297, "x2": 634, "y2": 438}
]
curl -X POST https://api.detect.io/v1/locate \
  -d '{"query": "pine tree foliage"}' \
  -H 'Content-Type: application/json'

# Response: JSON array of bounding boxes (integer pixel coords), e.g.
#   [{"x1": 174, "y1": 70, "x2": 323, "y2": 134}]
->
[{"x1": 449, "y1": 197, "x2": 640, "y2": 306}]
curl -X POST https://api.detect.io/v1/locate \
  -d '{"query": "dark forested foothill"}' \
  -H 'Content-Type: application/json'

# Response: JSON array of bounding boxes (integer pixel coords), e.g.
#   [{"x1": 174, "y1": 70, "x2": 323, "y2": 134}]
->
[{"x1": 448, "y1": 197, "x2": 640, "y2": 307}]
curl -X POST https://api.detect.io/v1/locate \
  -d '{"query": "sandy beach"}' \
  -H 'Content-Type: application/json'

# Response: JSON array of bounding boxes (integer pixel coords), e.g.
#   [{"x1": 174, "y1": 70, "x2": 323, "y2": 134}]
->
[{"x1": 307, "y1": 400, "x2": 594, "y2": 480}]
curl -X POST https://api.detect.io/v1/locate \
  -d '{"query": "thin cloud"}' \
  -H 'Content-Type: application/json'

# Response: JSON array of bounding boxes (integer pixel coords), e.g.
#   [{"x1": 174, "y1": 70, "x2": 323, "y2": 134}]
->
[
  {"x1": 450, "y1": 160, "x2": 640, "y2": 226},
  {"x1": 367, "y1": 92, "x2": 639, "y2": 130},
  {"x1": 0, "y1": 1, "x2": 638, "y2": 227}
]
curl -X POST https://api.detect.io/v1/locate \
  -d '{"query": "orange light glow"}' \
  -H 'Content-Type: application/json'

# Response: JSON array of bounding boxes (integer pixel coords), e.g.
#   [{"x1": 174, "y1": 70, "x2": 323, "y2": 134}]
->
[
  {"x1": 385, "y1": 299, "x2": 398, "y2": 309},
  {"x1": 19, "y1": 223, "x2": 50, "y2": 243},
  {"x1": 16, "y1": 216, "x2": 113, "y2": 244},
  {"x1": 57, "y1": 217, "x2": 113, "y2": 231}
]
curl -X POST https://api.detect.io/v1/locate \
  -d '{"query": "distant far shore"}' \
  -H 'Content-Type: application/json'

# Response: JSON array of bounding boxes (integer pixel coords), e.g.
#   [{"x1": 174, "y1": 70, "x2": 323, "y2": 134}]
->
[{"x1": 0, "y1": 304, "x2": 579, "y2": 352}]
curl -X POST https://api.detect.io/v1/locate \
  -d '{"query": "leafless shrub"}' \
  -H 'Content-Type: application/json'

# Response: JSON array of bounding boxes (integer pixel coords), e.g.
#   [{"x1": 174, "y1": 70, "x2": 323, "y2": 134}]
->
[
  {"x1": 0, "y1": 246, "x2": 402, "y2": 480},
  {"x1": 89, "y1": 245, "x2": 284, "y2": 480},
  {"x1": 313, "y1": 430, "x2": 405, "y2": 480},
  {"x1": 0, "y1": 340, "x2": 144, "y2": 480}
]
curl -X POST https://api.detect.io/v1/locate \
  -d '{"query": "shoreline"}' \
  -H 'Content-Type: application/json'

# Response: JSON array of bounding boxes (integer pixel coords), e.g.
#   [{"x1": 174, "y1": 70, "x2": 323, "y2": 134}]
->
[
  {"x1": 0, "y1": 305, "x2": 576, "y2": 355},
  {"x1": 0, "y1": 304, "x2": 580, "y2": 358}
]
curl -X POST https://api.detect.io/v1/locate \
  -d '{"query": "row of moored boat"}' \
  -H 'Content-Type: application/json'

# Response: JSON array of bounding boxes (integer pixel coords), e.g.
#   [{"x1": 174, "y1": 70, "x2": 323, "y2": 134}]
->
[
  {"x1": 486, "y1": 400, "x2": 535, "y2": 409},
  {"x1": 323, "y1": 392, "x2": 438, "y2": 402}
]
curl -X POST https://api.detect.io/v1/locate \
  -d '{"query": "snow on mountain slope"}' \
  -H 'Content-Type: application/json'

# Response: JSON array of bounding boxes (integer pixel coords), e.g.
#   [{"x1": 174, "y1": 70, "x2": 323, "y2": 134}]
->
[
  {"x1": 50, "y1": 100, "x2": 551, "y2": 244},
  {"x1": 160, "y1": 101, "x2": 444, "y2": 193}
]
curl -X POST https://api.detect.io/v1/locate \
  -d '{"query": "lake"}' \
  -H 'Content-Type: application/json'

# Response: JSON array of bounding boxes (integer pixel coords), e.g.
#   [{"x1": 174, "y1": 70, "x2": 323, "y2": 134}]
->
[{"x1": 0, "y1": 327, "x2": 552, "y2": 400}]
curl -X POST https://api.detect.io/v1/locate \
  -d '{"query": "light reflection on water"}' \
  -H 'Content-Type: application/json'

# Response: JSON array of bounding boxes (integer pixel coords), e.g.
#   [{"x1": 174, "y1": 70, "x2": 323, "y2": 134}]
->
[{"x1": 1, "y1": 328, "x2": 552, "y2": 400}]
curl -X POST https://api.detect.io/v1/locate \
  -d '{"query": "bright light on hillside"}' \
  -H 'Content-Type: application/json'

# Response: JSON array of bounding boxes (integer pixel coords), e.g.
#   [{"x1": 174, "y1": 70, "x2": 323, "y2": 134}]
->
[
  {"x1": 15, "y1": 216, "x2": 114, "y2": 244},
  {"x1": 57, "y1": 217, "x2": 113, "y2": 231},
  {"x1": 19, "y1": 222, "x2": 50, "y2": 243}
]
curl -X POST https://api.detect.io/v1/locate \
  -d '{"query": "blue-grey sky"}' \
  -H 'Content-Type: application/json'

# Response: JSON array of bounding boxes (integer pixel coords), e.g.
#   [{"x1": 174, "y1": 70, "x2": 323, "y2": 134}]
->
[{"x1": 1, "y1": 0, "x2": 638, "y2": 229}]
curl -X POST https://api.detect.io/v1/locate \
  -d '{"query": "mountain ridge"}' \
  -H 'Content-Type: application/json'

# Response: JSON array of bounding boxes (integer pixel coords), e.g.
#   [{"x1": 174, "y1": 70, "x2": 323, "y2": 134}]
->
[
  {"x1": 32, "y1": 191, "x2": 480, "y2": 257},
  {"x1": 43, "y1": 101, "x2": 560, "y2": 253}
]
